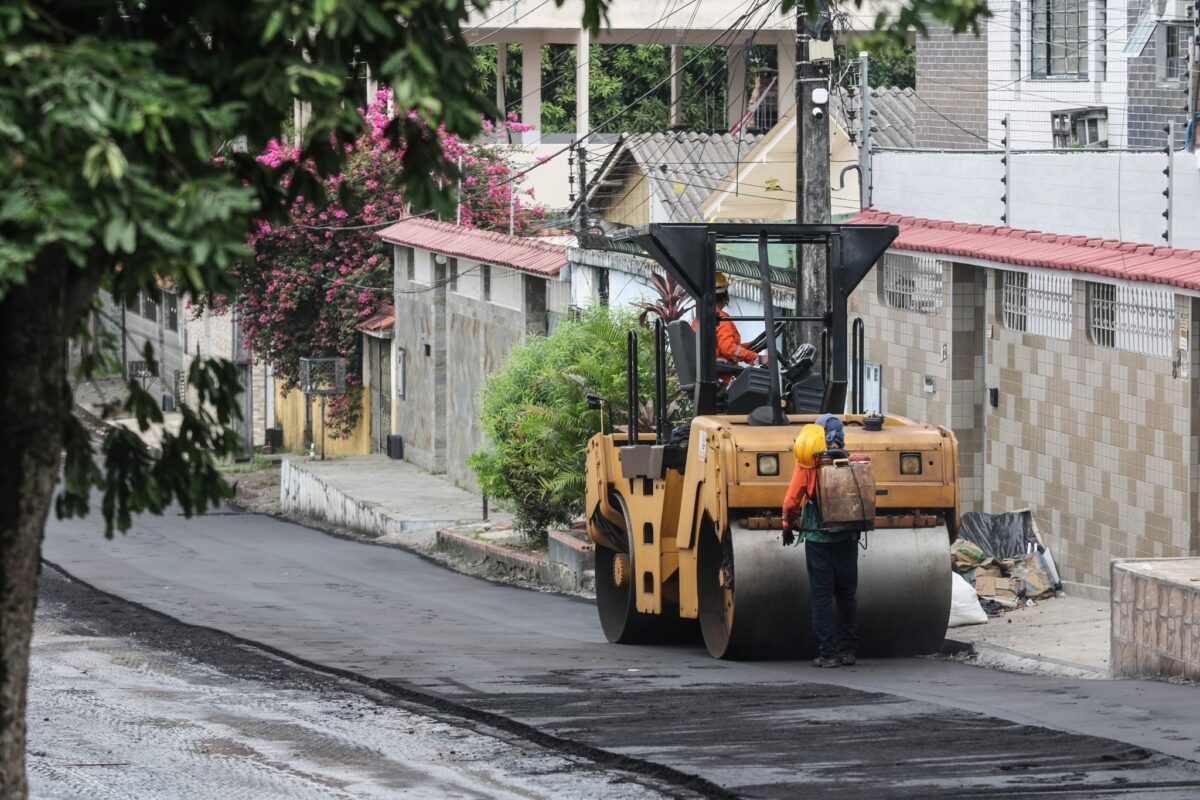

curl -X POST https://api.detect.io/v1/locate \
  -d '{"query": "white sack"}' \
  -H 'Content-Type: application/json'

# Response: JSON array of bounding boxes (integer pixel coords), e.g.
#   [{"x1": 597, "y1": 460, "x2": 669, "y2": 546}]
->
[{"x1": 948, "y1": 571, "x2": 988, "y2": 627}]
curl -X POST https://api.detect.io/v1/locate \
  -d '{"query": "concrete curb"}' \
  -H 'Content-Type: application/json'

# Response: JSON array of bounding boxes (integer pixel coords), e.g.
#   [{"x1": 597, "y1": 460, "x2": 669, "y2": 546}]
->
[
  {"x1": 280, "y1": 459, "x2": 469, "y2": 537},
  {"x1": 436, "y1": 529, "x2": 595, "y2": 595},
  {"x1": 942, "y1": 638, "x2": 1111, "y2": 680}
]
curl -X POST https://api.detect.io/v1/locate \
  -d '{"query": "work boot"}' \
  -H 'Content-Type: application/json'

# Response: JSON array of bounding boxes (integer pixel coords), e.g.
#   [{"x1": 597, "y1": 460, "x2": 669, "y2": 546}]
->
[
  {"x1": 838, "y1": 651, "x2": 856, "y2": 666},
  {"x1": 811, "y1": 654, "x2": 840, "y2": 668}
]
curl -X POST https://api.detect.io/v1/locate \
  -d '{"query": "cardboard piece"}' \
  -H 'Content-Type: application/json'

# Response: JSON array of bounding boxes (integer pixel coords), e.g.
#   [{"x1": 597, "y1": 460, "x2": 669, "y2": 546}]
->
[{"x1": 974, "y1": 576, "x2": 1023, "y2": 599}]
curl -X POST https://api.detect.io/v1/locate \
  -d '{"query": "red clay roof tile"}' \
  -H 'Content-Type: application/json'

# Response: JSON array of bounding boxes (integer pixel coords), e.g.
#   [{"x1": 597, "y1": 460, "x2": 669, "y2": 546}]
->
[
  {"x1": 376, "y1": 217, "x2": 567, "y2": 277},
  {"x1": 847, "y1": 209, "x2": 1200, "y2": 292}
]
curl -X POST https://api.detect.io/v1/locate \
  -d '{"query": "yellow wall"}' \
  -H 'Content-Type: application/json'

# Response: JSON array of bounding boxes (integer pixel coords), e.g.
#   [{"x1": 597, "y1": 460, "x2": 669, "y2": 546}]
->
[
  {"x1": 275, "y1": 380, "x2": 372, "y2": 457},
  {"x1": 598, "y1": 171, "x2": 650, "y2": 227},
  {"x1": 699, "y1": 112, "x2": 862, "y2": 223}
]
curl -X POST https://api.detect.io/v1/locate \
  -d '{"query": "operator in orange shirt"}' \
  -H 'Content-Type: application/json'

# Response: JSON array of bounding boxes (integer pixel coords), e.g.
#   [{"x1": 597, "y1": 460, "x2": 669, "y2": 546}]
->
[{"x1": 692, "y1": 272, "x2": 764, "y2": 383}]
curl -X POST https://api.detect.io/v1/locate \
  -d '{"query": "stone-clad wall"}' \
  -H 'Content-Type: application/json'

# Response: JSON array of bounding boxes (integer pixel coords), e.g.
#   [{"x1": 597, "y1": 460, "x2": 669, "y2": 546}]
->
[
  {"x1": 1111, "y1": 559, "x2": 1200, "y2": 680},
  {"x1": 985, "y1": 281, "x2": 1194, "y2": 590}
]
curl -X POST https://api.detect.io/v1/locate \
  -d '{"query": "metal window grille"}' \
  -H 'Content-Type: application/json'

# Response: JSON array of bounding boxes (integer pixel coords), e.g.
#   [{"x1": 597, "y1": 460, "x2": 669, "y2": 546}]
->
[
  {"x1": 1031, "y1": 0, "x2": 1088, "y2": 78},
  {"x1": 300, "y1": 357, "x2": 348, "y2": 396},
  {"x1": 880, "y1": 253, "x2": 943, "y2": 314},
  {"x1": 142, "y1": 288, "x2": 159, "y2": 323},
  {"x1": 164, "y1": 291, "x2": 179, "y2": 332},
  {"x1": 1088, "y1": 282, "x2": 1175, "y2": 358},
  {"x1": 1002, "y1": 271, "x2": 1072, "y2": 339}
]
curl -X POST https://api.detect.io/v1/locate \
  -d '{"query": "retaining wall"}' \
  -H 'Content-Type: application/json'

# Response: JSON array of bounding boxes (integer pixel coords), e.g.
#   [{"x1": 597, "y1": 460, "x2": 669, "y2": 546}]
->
[{"x1": 1111, "y1": 558, "x2": 1200, "y2": 680}]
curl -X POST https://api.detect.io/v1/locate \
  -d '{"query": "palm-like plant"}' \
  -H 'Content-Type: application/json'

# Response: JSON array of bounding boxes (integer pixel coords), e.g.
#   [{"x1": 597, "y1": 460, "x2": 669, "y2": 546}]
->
[{"x1": 631, "y1": 273, "x2": 693, "y2": 325}]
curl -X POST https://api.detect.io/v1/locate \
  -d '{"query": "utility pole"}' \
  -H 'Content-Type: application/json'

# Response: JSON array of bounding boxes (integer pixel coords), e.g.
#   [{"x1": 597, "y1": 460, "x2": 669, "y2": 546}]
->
[
  {"x1": 577, "y1": 142, "x2": 589, "y2": 233},
  {"x1": 858, "y1": 51, "x2": 871, "y2": 210},
  {"x1": 794, "y1": 4, "x2": 831, "y2": 350},
  {"x1": 1189, "y1": 3, "x2": 1199, "y2": 152}
]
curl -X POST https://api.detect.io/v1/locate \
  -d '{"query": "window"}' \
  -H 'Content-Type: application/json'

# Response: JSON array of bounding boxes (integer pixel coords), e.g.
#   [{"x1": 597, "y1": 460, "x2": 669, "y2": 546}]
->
[
  {"x1": 1031, "y1": 0, "x2": 1088, "y2": 78},
  {"x1": 1161, "y1": 25, "x2": 1188, "y2": 82},
  {"x1": 1001, "y1": 270, "x2": 1072, "y2": 339},
  {"x1": 412, "y1": 250, "x2": 434, "y2": 284},
  {"x1": 164, "y1": 290, "x2": 179, "y2": 332},
  {"x1": 141, "y1": 288, "x2": 159, "y2": 323},
  {"x1": 879, "y1": 253, "x2": 943, "y2": 314},
  {"x1": 454, "y1": 260, "x2": 483, "y2": 299},
  {"x1": 1088, "y1": 282, "x2": 1175, "y2": 358},
  {"x1": 396, "y1": 245, "x2": 414, "y2": 282},
  {"x1": 489, "y1": 265, "x2": 523, "y2": 309},
  {"x1": 1051, "y1": 107, "x2": 1107, "y2": 148}
]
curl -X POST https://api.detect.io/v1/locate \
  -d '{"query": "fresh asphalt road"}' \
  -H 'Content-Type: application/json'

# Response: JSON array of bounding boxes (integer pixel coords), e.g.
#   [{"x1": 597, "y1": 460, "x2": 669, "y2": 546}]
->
[{"x1": 43, "y1": 507, "x2": 1200, "y2": 798}]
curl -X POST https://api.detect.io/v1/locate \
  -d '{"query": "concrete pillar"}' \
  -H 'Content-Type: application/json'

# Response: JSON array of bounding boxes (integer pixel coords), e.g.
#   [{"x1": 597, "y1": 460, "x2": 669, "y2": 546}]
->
[
  {"x1": 726, "y1": 43, "x2": 747, "y2": 132},
  {"x1": 576, "y1": 27, "x2": 590, "y2": 138},
  {"x1": 776, "y1": 36, "x2": 795, "y2": 118},
  {"x1": 670, "y1": 45, "x2": 683, "y2": 128},
  {"x1": 521, "y1": 38, "x2": 542, "y2": 142},
  {"x1": 495, "y1": 43, "x2": 506, "y2": 115},
  {"x1": 365, "y1": 63, "x2": 378, "y2": 107}
]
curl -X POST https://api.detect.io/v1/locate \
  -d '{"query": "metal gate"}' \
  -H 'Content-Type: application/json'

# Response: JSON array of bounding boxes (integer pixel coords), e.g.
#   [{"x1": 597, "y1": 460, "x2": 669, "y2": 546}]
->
[{"x1": 369, "y1": 337, "x2": 392, "y2": 453}]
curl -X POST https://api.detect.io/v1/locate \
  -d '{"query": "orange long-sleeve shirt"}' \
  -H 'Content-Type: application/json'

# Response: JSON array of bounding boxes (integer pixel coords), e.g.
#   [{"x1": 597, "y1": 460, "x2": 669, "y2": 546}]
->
[
  {"x1": 782, "y1": 465, "x2": 818, "y2": 528},
  {"x1": 692, "y1": 309, "x2": 758, "y2": 382}
]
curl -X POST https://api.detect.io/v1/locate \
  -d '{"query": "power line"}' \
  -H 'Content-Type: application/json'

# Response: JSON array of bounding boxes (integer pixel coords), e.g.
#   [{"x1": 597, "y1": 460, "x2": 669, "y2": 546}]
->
[{"x1": 299, "y1": 0, "x2": 780, "y2": 234}]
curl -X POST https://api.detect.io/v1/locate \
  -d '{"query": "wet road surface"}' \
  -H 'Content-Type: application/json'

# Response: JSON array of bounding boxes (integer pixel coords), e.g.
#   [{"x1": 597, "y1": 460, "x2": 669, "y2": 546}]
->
[
  {"x1": 42, "y1": 507, "x2": 1200, "y2": 798},
  {"x1": 29, "y1": 570, "x2": 680, "y2": 799}
]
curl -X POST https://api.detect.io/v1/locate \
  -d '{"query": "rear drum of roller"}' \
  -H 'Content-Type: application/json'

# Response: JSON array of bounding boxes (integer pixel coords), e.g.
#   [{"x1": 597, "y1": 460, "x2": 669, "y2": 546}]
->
[{"x1": 698, "y1": 523, "x2": 952, "y2": 659}]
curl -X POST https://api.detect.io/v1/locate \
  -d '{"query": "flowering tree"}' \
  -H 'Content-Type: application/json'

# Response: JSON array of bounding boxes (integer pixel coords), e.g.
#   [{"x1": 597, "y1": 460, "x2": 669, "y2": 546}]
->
[{"x1": 236, "y1": 91, "x2": 545, "y2": 435}]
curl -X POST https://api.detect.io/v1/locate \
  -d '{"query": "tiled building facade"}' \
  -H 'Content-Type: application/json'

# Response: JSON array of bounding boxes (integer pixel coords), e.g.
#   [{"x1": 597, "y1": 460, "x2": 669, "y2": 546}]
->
[{"x1": 848, "y1": 212, "x2": 1200, "y2": 595}]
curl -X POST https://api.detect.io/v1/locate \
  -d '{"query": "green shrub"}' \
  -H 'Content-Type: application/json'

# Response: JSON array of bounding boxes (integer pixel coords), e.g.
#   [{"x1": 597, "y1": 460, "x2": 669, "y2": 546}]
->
[{"x1": 470, "y1": 306, "x2": 673, "y2": 544}]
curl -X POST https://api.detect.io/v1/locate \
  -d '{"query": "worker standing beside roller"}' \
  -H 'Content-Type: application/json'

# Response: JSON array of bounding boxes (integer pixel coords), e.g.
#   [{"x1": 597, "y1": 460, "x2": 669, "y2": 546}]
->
[
  {"x1": 783, "y1": 417, "x2": 859, "y2": 668},
  {"x1": 691, "y1": 273, "x2": 764, "y2": 383}
]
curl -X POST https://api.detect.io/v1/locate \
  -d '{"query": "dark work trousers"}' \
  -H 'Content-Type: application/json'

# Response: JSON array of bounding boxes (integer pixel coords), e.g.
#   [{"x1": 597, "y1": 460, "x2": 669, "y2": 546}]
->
[{"x1": 805, "y1": 538, "x2": 860, "y2": 656}]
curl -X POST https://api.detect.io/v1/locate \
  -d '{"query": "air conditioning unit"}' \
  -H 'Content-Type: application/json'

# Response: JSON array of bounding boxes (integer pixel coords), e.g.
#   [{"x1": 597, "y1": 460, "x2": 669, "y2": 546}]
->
[{"x1": 1158, "y1": 0, "x2": 1193, "y2": 20}]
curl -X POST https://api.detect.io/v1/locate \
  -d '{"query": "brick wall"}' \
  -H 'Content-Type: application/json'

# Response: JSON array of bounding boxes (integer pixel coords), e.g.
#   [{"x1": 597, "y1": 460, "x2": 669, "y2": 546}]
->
[
  {"x1": 914, "y1": 23, "x2": 989, "y2": 149},
  {"x1": 1125, "y1": 13, "x2": 1192, "y2": 149}
]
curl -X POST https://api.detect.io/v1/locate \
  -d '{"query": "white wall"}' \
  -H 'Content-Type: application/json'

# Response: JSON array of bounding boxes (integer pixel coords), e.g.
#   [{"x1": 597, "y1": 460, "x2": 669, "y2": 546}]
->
[
  {"x1": 873, "y1": 152, "x2": 1005, "y2": 225},
  {"x1": 872, "y1": 149, "x2": 1200, "y2": 247},
  {"x1": 1011, "y1": 152, "x2": 1167, "y2": 244},
  {"x1": 985, "y1": 0, "x2": 1131, "y2": 149}
]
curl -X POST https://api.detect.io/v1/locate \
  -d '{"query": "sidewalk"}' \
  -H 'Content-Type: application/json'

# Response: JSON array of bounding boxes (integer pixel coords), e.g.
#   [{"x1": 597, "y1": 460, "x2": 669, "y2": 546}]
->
[
  {"x1": 945, "y1": 594, "x2": 1111, "y2": 678},
  {"x1": 270, "y1": 455, "x2": 1116, "y2": 678},
  {"x1": 276, "y1": 456, "x2": 594, "y2": 594}
]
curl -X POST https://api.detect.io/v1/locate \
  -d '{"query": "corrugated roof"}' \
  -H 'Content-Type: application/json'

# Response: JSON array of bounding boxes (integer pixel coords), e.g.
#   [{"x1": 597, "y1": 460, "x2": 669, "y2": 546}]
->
[
  {"x1": 376, "y1": 218, "x2": 568, "y2": 277},
  {"x1": 589, "y1": 131, "x2": 764, "y2": 223},
  {"x1": 848, "y1": 208, "x2": 1200, "y2": 292},
  {"x1": 833, "y1": 86, "x2": 916, "y2": 149}
]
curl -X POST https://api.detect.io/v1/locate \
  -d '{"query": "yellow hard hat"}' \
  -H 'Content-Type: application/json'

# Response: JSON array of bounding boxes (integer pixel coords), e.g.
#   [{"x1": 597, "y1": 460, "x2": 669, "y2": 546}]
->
[
  {"x1": 793, "y1": 424, "x2": 826, "y2": 469},
  {"x1": 715, "y1": 272, "x2": 729, "y2": 291}
]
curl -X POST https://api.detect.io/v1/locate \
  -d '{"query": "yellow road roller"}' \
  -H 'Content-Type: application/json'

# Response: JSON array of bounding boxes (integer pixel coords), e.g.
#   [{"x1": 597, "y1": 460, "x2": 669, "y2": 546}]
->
[{"x1": 584, "y1": 223, "x2": 958, "y2": 659}]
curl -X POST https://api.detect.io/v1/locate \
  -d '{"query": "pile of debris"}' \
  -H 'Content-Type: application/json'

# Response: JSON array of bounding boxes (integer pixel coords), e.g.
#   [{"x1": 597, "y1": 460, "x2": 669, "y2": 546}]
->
[{"x1": 948, "y1": 510, "x2": 1063, "y2": 625}]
